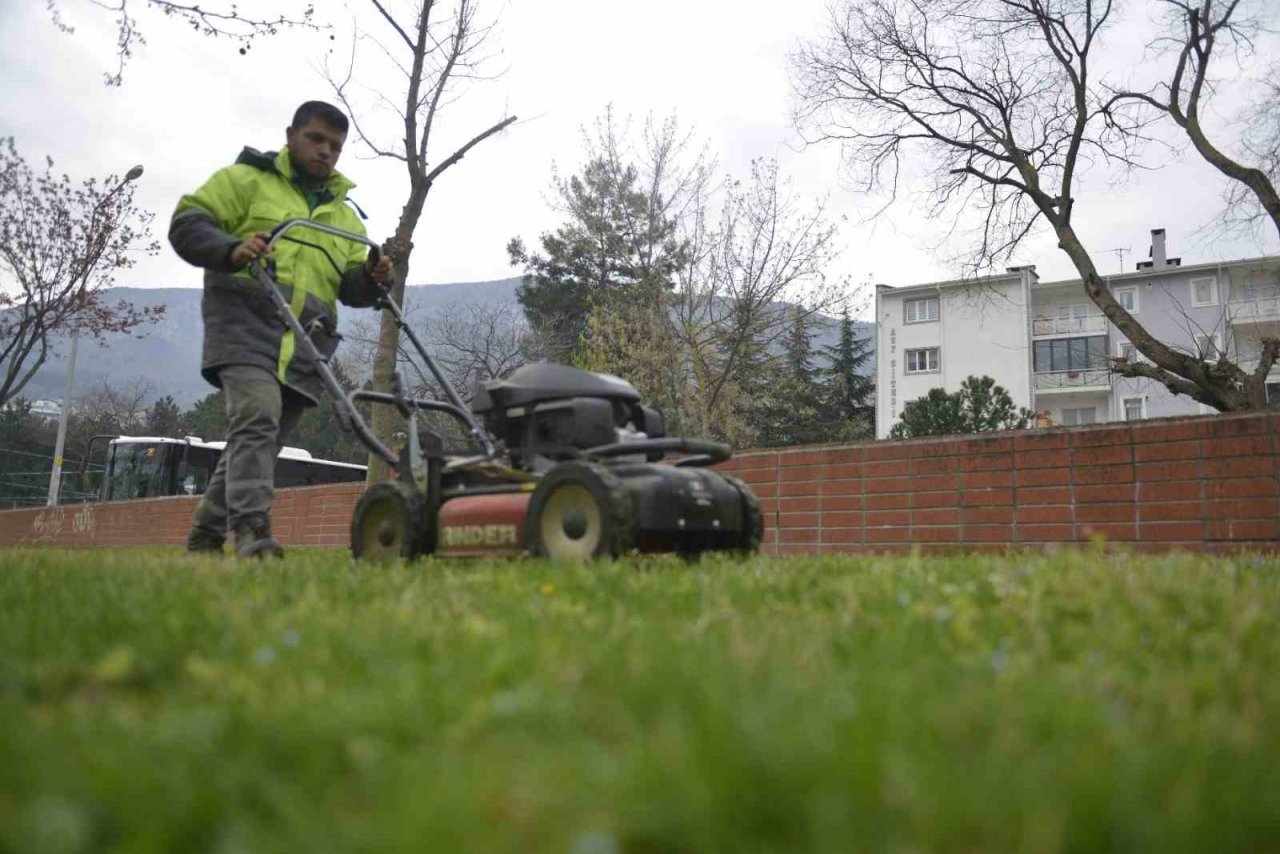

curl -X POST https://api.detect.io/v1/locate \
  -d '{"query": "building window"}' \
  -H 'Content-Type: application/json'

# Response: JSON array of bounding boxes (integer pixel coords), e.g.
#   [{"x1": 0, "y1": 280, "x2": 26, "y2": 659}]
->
[
  {"x1": 1191, "y1": 277, "x2": 1218, "y2": 307},
  {"x1": 1033, "y1": 335, "x2": 1108, "y2": 372},
  {"x1": 1117, "y1": 341, "x2": 1136, "y2": 361},
  {"x1": 1115, "y1": 287, "x2": 1139, "y2": 313},
  {"x1": 904, "y1": 297, "x2": 940, "y2": 324},
  {"x1": 905, "y1": 347, "x2": 940, "y2": 374},
  {"x1": 1123, "y1": 397, "x2": 1145, "y2": 421},
  {"x1": 1061, "y1": 407, "x2": 1097, "y2": 426},
  {"x1": 1193, "y1": 333, "x2": 1222, "y2": 360},
  {"x1": 1267, "y1": 382, "x2": 1280, "y2": 404}
]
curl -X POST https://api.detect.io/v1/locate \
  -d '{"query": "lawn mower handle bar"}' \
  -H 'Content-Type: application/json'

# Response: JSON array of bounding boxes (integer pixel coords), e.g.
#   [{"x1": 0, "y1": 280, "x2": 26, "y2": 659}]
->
[{"x1": 254, "y1": 218, "x2": 497, "y2": 465}]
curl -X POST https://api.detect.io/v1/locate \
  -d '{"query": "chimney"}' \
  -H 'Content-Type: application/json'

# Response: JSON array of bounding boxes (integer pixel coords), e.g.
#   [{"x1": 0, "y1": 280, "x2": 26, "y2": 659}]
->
[{"x1": 1136, "y1": 228, "x2": 1182, "y2": 270}]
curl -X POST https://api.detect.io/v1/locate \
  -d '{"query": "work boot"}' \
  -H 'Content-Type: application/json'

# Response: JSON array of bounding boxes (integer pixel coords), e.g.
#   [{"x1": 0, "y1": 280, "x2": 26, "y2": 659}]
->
[
  {"x1": 234, "y1": 515, "x2": 284, "y2": 560},
  {"x1": 186, "y1": 524, "x2": 226, "y2": 555}
]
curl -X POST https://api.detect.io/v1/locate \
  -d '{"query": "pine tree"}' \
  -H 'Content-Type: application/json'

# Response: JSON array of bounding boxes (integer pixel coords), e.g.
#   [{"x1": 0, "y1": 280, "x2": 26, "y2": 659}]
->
[
  {"x1": 821, "y1": 310, "x2": 875, "y2": 440},
  {"x1": 889, "y1": 375, "x2": 1032, "y2": 438}
]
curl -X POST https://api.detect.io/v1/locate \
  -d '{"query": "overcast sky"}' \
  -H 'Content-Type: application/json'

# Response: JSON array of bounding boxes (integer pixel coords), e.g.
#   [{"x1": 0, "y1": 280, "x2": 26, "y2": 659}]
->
[{"x1": 3, "y1": 0, "x2": 1277, "y2": 315}]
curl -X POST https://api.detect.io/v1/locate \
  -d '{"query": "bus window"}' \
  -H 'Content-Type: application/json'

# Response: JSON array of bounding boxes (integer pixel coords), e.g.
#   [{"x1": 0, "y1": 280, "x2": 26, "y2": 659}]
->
[
  {"x1": 104, "y1": 443, "x2": 171, "y2": 501},
  {"x1": 180, "y1": 446, "x2": 219, "y2": 496}
]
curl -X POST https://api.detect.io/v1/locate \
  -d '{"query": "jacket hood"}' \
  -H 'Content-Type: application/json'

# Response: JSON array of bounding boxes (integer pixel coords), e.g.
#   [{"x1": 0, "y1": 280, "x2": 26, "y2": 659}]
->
[{"x1": 236, "y1": 146, "x2": 355, "y2": 196}]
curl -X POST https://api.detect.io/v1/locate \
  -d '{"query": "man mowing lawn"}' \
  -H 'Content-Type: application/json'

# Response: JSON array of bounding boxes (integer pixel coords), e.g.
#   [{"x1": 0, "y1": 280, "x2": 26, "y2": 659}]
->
[{"x1": 170, "y1": 100, "x2": 393, "y2": 559}]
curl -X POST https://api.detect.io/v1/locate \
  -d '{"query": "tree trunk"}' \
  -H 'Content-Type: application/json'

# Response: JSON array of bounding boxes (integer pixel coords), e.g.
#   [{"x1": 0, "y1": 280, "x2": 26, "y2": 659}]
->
[{"x1": 366, "y1": 188, "x2": 426, "y2": 483}]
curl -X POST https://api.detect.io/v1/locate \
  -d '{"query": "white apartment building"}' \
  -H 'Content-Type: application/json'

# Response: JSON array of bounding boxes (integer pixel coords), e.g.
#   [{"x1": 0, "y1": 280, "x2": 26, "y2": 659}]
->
[{"x1": 874, "y1": 230, "x2": 1280, "y2": 439}]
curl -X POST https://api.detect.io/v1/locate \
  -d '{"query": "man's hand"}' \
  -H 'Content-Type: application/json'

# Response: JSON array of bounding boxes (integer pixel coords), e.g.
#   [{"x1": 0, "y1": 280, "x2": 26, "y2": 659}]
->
[
  {"x1": 366, "y1": 251, "x2": 394, "y2": 285},
  {"x1": 230, "y1": 231, "x2": 272, "y2": 269}
]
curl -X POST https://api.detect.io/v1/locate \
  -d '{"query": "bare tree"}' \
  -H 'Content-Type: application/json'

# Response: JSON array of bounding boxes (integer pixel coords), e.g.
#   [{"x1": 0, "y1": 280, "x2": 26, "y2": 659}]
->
[
  {"x1": 672, "y1": 159, "x2": 850, "y2": 443},
  {"x1": 327, "y1": 0, "x2": 516, "y2": 480},
  {"x1": 47, "y1": 1, "x2": 322, "y2": 86},
  {"x1": 415, "y1": 299, "x2": 531, "y2": 393},
  {"x1": 0, "y1": 138, "x2": 162, "y2": 408},
  {"x1": 1116, "y1": 1, "x2": 1280, "y2": 243},
  {"x1": 793, "y1": 0, "x2": 1277, "y2": 411}
]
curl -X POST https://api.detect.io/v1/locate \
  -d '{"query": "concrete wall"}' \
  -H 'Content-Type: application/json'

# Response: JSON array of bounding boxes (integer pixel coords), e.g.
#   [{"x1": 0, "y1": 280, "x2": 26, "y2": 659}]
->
[{"x1": 2, "y1": 413, "x2": 1278, "y2": 555}]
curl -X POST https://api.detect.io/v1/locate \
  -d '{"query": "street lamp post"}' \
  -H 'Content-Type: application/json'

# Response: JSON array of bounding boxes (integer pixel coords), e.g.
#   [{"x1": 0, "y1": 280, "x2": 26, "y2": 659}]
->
[{"x1": 46, "y1": 164, "x2": 144, "y2": 507}]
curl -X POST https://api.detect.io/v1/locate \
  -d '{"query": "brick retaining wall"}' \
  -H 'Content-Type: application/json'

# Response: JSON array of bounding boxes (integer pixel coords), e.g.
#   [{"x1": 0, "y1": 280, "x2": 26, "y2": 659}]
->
[{"x1": 2, "y1": 412, "x2": 1277, "y2": 554}]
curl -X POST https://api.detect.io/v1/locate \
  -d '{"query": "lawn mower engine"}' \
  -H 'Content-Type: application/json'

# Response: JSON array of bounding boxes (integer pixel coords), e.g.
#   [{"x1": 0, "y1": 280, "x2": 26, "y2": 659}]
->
[{"x1": 354, "y1": 364, "x2": 763, "y2": 562}]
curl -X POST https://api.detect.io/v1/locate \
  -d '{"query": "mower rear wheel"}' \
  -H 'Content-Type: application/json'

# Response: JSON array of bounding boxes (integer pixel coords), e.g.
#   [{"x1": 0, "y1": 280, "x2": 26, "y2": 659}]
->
[
  {"x1": 351, "y1": 481, "x2": 429, "y2": 562},
  {"x1": 527, "y1": 462, "x2": 634, "y2": 561},
  {"x1": 720, "y1": 474, "x2": 764, "y2": 554}
]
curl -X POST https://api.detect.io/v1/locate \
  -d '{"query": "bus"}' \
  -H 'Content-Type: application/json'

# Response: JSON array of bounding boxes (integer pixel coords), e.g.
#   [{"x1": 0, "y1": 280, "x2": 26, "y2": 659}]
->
[{"x1": 82, "y1": 436, "x2": 367, "y2": 502}]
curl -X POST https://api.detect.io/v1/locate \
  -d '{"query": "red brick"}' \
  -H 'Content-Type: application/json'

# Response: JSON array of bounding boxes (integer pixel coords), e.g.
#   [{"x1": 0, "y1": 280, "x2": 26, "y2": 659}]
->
[
  {"x1": 1134, "y1": 441, "x2": 1201, "y2": 463},
  {"x1": 865, "y1": 444, "x2": 913, "y2": 462},
  {"x1": 778, "y1": 527, "x2": 819, "y2": 544},
  {"x1": 864, "y1": 477, "x2": 915, "y2": 495},
  {"x1": 826, "y1": 463, "x2": 862, "y2": 480},
  {"x1": 962, "y1": 489, "x2": 1014, "y2": 507},
  {"x1": 778, "y1": 464, "x2": 823, "y2": 483},
  {"x1": 1075, "y1": 465, "x2": 1133, "y2": 484},
  {"x1": 1074, "y1": 484, "x2": 1133, "y2": 503},
  {"x1": 1139, "y1": 521, "x2": 1206, "y2": 541},
  {"x1": 865, "y1": 509, "x2": 910, "y2": 527},
  {"x1": 962, "y1": 506, "x2": 1013, "y2": 524},
  {"x1": 913, "y1": 508, "x2": 960, "y2": 525},
  {"x1": 1139, "y1": 502, "x2": 1203, "y2": 522},
  {"x1": 1207, "y1": 415, "x2": 1269, "y2": 439},
  {"x1": 780, "y1": 496, "x2": 820, "y2": 513},
  {"x1": 913, "y1": 525, "x2": 961, "y2": 543},
  {"x1": 1207, "y1": 498, "x2": 1278, "y2": 520},
  {"x1": 1017, "y1": 449, "x2": 1072, "y2": 469},
  {"x1": 865, "y1": 493, "x2": 911, "y2": 510},
  {"x1": 820, "y1": 480, "x2": 861, "y2": 497},
  {"x1": 1016, "y1": 523, "x2": 1074, "y2": 542},
  {"x1": 1206, "y1": 478, "x2": 1278, "y2": 499},
  {"x1": 823, "y1": 447, "x2": 865, "y2": 465},
  {"x1": 1015, "y1": 467, "x2": 1072, "y2": 487},
  {"x1": 1136, "y1": 460, "x2": 1200, "y2": 482},
  {"x1": 1074, "y1": 445, "x2": 1132, "y2": 467},
  {"x1": 965, "y1": 524, "x2": 1014, "y2": 542},
  {"x1": 959, "y1": 453, "x2": 1014, "y2": 472},
  {"x1": 1018, "y1": 486, "x2": 1073, "y2": 505},
  {"x1": 1138, "y1": 481, "x2": 1202, "y2": 502},
  {"x1": 910, "y1": 439, "x2": 966, "y2": 458},
  {"x1": 1207, "y1": 519, "x2": 1280, "y2": 540},
  {"x1": 1077, "y1": 522, "x2": 1137, "y2": 541},
  {"x1": 1130, "y1": 419, "x2": 1208, "y2": 444},
  {"x1": 912, "y1": 491, "x2": 960, "y2": 509},
  {"x1": 823, "y1": 511, "x2": 863, "y2": 528},
  {"x1": 912, "y1": 474, "x2": 960, "y2": 492},
  {"x1": 967, "y1": 436, "x2": 1015, "y2": 454},
  {"x1": 1214, "y1": 457, "x2": 1275, "y2": 478},
  {"x1": 1071, "y1": 426, "x2": 1131, "y2": 448},
  {"x1": 1016, "y1": 505, "x2": 1073, "y2": 524},
  {"x1": 1075, "y1": 503, "x2": 1135, "y2": 523},
  {"x1": 822, "y1": 495, "x2": 864, "y2": 511},
  {"x1": 1204, "y1": 435, "x2": 1274, "y2": 458},
  {"x1": 823, "y1": 528, "x2": 862, "y2": 544},
  {"x1": 865, "y1": 527, "x2": 911, "y2": 543},
  {"x1": 864, "y1": 460, "x2": 911, "y2": 478},
  {"x1": 780, "y1": 450, "x2": 826, "y2": 466},
  {"x1": 964, "y1": 470, "x2": 1014, "y2": 489},
  {"x1": 910, "y1": 456, "x2": 959, "y2": 475},
  {"x1": 1014, "y1": 431, "x2": 1072, "y2": 451},
  {"x1": 779, "y1": 481, "x2": 819, "y2": 497}
]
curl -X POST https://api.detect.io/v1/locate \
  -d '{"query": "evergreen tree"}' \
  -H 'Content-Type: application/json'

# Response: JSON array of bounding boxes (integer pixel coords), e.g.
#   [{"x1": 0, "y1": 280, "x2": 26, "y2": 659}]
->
[
  {"x1": 821, "y1": 310, "x2": 875, "y2": 440},
  {"x1": 182, "y1": 391, "x2": 228, "y2": 442},
  {"x1": 747, "y1": 308, "x2": 828, "y2": 447},
  {"x1": 890, "y1": 375, "x2": 1032, "y2": 438},
  {"x1": 144, "y1": 395, "x2": 183, "y2": 437}
]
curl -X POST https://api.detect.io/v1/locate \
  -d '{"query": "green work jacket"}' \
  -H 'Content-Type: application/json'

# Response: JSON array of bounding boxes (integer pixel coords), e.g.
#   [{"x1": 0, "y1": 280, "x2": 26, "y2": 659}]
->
[{"x1": 169, "y1": 147, "x2": 381, "y2": 403}]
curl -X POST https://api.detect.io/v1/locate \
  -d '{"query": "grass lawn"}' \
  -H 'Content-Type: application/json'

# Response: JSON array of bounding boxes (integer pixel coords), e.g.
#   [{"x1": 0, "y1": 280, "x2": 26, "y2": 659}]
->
[{"x1": 1, "y1": 547, "x2": 1278, "y2": 853}]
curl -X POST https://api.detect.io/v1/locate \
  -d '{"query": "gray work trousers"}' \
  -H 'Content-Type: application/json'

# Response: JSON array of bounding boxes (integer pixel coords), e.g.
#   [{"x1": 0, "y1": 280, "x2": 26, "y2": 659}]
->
[{"x1": 189, "y1": 364, "x2": 308, "y2": 536}]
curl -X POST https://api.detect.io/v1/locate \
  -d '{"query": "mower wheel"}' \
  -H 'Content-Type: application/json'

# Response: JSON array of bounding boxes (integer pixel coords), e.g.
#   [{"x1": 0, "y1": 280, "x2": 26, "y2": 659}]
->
[
  {"x1": 527, "y1": 462, "x2": 634, "y2": 561},
  {"x1": 351, "y1": 481, "x2": 430, "y2": 562},
  {"x1": 720, "y1": 474, "x2": 764, "y2": 554}
]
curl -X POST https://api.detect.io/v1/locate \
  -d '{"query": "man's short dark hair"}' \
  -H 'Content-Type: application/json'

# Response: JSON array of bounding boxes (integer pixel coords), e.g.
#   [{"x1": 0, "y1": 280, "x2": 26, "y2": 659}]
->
[{"x1": 291, "y1": 101, "x2": 349, "y2": 133}]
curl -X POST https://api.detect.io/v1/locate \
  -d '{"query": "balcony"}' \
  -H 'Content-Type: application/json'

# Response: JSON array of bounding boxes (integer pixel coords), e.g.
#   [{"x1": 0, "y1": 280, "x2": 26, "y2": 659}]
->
[
  {"x1": 1033, "y1": 369, "x2": 1112, "y2": 392},
  {"x1": 1229, "y1": 295, "x2": 1280, "y2": 325},
  {"x1": 1032, "y1": 313, "x2": 1107, "y2": 337}
]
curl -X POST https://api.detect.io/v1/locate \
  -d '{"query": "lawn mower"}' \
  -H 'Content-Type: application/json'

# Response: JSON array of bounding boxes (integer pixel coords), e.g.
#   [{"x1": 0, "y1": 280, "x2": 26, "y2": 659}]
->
[{"x1": 254, "y1": 219, "x2": 763, "y2": 562}]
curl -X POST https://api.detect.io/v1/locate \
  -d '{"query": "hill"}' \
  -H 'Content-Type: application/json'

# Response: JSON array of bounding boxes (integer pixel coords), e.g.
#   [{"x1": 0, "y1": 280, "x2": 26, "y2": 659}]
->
[{"x1": 20, "y1": 278, "x2": 873, "y2": 407}]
